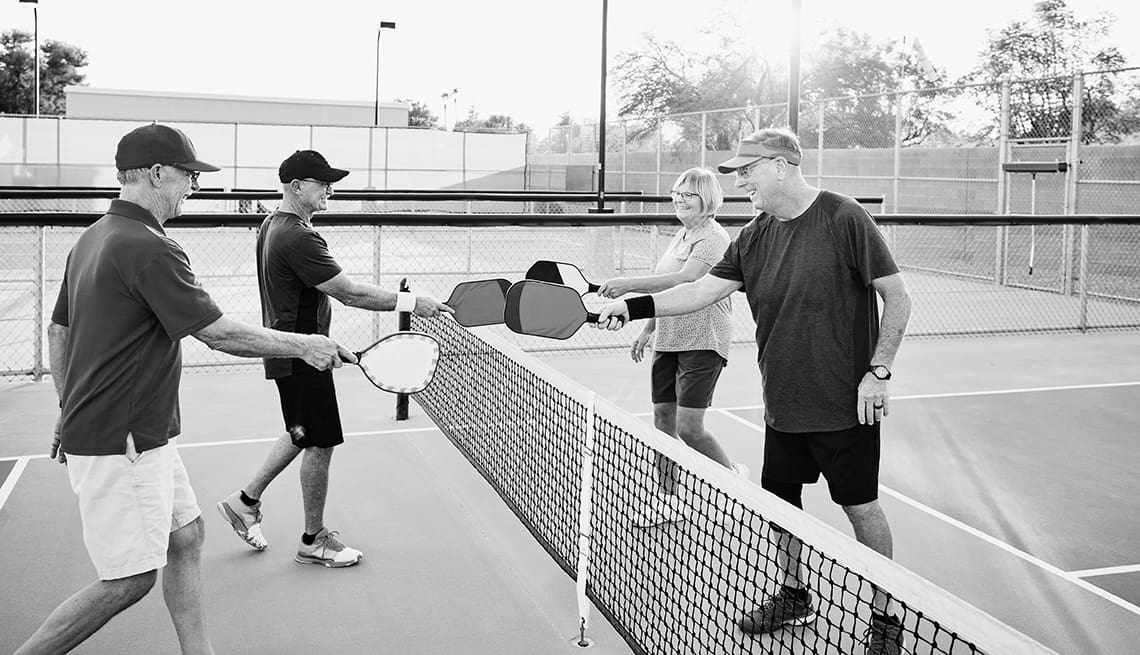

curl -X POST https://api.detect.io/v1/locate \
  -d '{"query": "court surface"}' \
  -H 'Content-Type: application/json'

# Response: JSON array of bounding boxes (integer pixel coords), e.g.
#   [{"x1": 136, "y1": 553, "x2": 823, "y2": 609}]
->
[{"x1": 2, "y1": 330, "x2": 1139, "y2": 654}]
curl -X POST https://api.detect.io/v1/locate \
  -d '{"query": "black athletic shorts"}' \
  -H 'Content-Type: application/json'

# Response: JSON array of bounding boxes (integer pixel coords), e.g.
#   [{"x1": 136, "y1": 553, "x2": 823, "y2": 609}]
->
[
  {"x1": 760, "y1": 422, "x2": 880, "y2": 507},
  {"x1": 274, "y1": 370, "x2": 344, "y2": 449},
  {"x1": 650, "y1": 350, "x2": 727, "y2": 409}
]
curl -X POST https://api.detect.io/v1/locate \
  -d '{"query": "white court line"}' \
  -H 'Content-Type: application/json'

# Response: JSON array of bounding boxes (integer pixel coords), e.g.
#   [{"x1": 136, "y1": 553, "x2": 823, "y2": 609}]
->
[
  {"x1": 0, "y1": 457, "x2": 30, "y2": 512},
  {"x1": 708, "y1": 407, "x2": 1140, "y2": 619},
  {"x1": 1, "y1": 426, "x2": 441, "y2": 462},
  {"x1": 690, "y1": 379, "x2": 1140, "y2": 414},
  {"x1": 1070, "y1": 564, "x2": 1140, "y2": 578}
]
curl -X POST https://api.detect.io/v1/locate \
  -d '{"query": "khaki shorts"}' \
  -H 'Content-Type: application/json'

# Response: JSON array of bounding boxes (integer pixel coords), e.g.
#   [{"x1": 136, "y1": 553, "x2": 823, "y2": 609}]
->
[{"x1": 66, "y1": 435, "x2": 201, "y2": 580}]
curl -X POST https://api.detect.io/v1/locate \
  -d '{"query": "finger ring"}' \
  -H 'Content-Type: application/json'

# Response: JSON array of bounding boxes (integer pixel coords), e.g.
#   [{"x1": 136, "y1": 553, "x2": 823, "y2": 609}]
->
[{"x1": 874, "y1": 404, "x2": 884, "y2": 409}]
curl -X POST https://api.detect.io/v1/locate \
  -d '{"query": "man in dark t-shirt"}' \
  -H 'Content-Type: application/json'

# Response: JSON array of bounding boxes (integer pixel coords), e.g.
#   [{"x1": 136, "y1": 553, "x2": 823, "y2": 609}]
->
[
  {"x1": 19, "y1": 125, "x2": 349, "y2": 655},
  {"x1": 595, "y1": 128, "x2": 913, "y2": 654},
  {"x1": 216, "y1": 150, "x2": 451, "y2": 568}
]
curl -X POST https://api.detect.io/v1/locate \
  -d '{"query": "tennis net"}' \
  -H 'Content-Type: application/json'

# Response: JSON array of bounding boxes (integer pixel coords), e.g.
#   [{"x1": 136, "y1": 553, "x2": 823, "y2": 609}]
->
[{"x1": 409, "y1": 314, "x2": 1054, "y2": 655}]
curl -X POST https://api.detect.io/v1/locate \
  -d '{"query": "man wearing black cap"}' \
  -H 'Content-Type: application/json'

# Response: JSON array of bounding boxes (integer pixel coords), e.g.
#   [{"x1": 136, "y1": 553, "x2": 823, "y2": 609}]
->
[
  {"x1": 217, "y1": 150, "x2": 451, "y2": 568},
  {"x1": 595, "y1": 127, "x2": 912, "y2": 655},
  {"x1": 19, "y1": 126, "x2": 353, "y2": 655}
]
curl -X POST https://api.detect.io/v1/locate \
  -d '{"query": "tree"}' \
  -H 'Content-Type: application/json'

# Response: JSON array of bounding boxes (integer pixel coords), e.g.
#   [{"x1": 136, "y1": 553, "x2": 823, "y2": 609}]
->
[
  {"x1": 0, "y1": 30, "x2": 88, "y2": 115},
  {"x1": 453, "y1": 109, "x2": 530, "y2": 134},
  {"x1": 964, "y1": 0, "x2": 1136, "y2": 142},
  {"x1": 398, "y1": 98, "x2": 440, "y2": 129},
  {"x1": 612, "y1": 26, "x2": 783, "y2": 151},
  {"x1": 801, "y1": 28, "x2": 951, "y2": 148}
]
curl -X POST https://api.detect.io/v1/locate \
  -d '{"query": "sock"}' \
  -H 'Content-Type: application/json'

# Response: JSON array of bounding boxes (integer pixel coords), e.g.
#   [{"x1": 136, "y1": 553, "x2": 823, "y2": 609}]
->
[
  {"x1": 782, "y1": 585, "x2": 809, "y2": 600},
  {"x1": 239, "y1": 490, "x2": 258, "y2": 507},
  {"x1": 872, "y1": 612, "x2": 901, "y2": 626},
  {"x1": 302, "y1": 531, "x2": 319, "y2": 545}
]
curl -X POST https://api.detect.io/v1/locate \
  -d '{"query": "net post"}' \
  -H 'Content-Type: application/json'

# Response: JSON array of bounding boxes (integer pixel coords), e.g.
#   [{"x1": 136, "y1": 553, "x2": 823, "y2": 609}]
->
[{"x1": 395, "y1": 277, "x2": 411, "y2": 421}]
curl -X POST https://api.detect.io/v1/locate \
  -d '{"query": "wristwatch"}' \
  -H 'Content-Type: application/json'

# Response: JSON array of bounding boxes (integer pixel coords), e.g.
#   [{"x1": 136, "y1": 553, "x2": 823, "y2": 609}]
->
[{"x1": 868, "y1": 365, "x2": 892, "y2": 380}]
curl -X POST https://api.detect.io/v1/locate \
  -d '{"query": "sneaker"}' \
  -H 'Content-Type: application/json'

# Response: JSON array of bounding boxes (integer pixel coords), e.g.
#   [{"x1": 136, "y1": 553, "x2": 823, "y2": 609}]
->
[
  {"x1": 216, "y1": 491, "x2": 267, "y2": 551},
  {"x1": 739, "y1": 586, "x2": 817, "y2": 634},
  {"x1": 295, "y1": 528, "x2": 363, "y2": 568},
  {"x1": 632, "y1": 494, "x2": 686, "y2": 528},
  {"x1": 731, "y1": 461, "x2": 751, "y2": 480},
  {"x1": 863, "y1": 613, "x2": 907, "y2": 655}
]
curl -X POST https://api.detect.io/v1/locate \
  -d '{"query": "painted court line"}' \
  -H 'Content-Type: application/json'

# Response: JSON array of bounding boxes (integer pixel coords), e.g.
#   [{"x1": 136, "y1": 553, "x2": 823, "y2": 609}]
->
[
  {"x1": 0, "y1": 426, "x2": 441, "y2": 462},
  {"x1": 648, "y1": 380, "x2": 1140, "y2": 415},
  {"x1": 1069, "y1": 564, "x2": 1140, "y2": 578},
  {"x1": 0, "y1": 457, "x2": 29, "y2": 513}
]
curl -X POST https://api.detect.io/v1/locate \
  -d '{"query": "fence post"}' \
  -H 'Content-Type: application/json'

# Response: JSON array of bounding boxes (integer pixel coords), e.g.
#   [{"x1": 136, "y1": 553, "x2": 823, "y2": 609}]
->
[
  {"x1": 372, "y1": 225, "x2": 383, "y2": 343},
  {"x1": 395, "y1": 278, "x2": 412, "y2": 420},
  {"x1": 892, "y1": 93, "x2": 903, "y2": 214},
  {"x1": 367, "y1": 126, "x2": 374, "y2": 189},
  {"x1": 33, "y1": 226, "x2": 45, "y2": 381},
  {"x1": 55, "y1": 117, "x2": 62, "y2": 185},
  {"x1": 621, "y1": 120, "x2": 628, "y2": 213},
  {"x1": 700, "y1": 112, "x2": 707, "y2": 169},
  {"x1": 655, "y1": 121, "x2": 662, "y2": 195},
  {"x1": 1063, "y1": 73, "x2": 1083, "y2": 296},
  {"x1": 1077, "y1": 225, "x2": 1089, "y2": 332},
  {"x1": 816, "y1": 102, "x2": 824, "y2": 187},
  {"x1": 995, "y1": 80, "x2": 1011, "y2": 285}
]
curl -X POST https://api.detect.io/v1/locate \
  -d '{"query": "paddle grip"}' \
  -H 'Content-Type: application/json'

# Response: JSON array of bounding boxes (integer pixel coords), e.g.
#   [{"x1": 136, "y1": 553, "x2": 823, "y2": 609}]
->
[{"x1": 586, "y1": 312, "x2": 625, "y2": 327}]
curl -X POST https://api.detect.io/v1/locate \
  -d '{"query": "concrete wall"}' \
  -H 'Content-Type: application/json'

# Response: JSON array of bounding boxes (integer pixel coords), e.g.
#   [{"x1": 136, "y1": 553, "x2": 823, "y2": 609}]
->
[{"x1": 64, "y1": 87, "x2": 409, "y2": 128}]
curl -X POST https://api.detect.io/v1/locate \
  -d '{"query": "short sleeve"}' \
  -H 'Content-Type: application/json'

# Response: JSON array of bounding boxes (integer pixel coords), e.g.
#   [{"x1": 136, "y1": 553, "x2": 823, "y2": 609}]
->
[
  {"x1": 709, "y1": 233, "x2": 746, "y2": 283},
  {"x1": 689, "y1": 231, "x2": 730, "y2": 267},
  {"x1": 834, "y1": 202, "x2": 899, "y2": 286},
  {"x1": 287, "y1": 230, "x2": 342, "y2": 288},
  {"x1": 51, "y1": 252, "x2": 71, "y2": 327},
  {"x1": 135, "y1": 246, "x2": 224, "y2": 340}
]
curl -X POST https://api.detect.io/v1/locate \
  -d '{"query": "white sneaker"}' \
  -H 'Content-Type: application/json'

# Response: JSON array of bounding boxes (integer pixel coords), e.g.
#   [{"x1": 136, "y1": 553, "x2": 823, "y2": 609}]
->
[
  {"x1": 632, "y1": 495, "x2": 686, "y2": 528},
  {"x1": 217, "y1": 491, "x2": 268, "y2": 551},
  {"x1": 295, "y1": 528, "x2": 363, "y2": 568},
  {"x1": 731, "y1": 461, "x2": 751, "y2": 480}
]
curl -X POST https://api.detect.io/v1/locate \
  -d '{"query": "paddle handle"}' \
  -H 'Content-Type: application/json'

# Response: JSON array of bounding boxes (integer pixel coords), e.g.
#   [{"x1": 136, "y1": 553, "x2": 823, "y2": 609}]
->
[
  {"x1": 586, "y1": 312, "x2": 625, "y2": 327},
  {"x1": 587, "y1": 282, "x2": 601, "y2": 294}
]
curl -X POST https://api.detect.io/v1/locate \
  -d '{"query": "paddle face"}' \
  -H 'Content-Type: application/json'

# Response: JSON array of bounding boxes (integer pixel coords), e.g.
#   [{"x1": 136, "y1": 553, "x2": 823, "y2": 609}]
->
[
  {"x1": 445, "y1": 278, "x2": 510, "y2": 327},
  {"x1": 525, "y1": 260, "x2": 598, "y2": 296},
  {"x1": 354, "y1": 332, "x2": 440, "y2": 393},
  {"x1": 505, "y1": 280, "x2": 597, "y2": 340}
]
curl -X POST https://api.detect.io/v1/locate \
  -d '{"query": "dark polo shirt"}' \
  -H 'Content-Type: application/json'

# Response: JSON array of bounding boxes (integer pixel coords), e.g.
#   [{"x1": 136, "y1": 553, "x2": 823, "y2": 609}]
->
[
  {"x1": 256, "y1": 211, "x2": 342, "y2": 379},
  {"x1": 710, "y1": 191, "x2": 899, "y2": 433},
  {"x1": 51, "y1": 199, "x2": 223, "y2": 456}
]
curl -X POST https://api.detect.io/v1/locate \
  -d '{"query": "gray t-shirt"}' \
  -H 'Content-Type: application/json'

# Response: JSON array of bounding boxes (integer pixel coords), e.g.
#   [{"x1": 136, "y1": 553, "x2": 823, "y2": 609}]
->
[
  {"x1": 709, "y1": 191, "x2": 899, "y2": 432},
  {"x1": 653, "y1": 219, "x2": 733, "y2": 361}
]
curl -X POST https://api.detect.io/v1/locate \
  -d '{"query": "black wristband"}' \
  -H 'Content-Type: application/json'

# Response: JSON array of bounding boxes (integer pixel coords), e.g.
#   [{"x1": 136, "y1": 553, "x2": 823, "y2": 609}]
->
[{"x1": 624, "y1": 295, "x2": 656, "y2": 320}]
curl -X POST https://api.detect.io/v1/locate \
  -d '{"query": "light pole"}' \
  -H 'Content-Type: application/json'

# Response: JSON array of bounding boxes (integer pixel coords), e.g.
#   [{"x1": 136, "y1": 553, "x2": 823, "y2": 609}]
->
[
  {"x1": 589, "y1": 0, "x2": 613, "y2": 213},
  {"x1": 441, "y1": 87, "x2": 457, "y2": 130},
  {"x1": 19, "y1": 0, "x2": 39, "y2": 117},
  {"x1": 374, "y1": 20, "x2": 396, "y2": 126}
]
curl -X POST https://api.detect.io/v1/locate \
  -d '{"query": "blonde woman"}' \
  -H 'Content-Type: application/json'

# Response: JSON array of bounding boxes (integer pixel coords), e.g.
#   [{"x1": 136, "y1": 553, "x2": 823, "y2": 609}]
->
[{"x1": 599, "y1": 167, "x2": 745, "y2": 526}]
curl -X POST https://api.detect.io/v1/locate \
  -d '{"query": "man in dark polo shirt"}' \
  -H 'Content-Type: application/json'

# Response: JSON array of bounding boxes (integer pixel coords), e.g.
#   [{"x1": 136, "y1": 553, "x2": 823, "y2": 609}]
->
[
  {"x1": 217, "y1": 150, "x2": 451, "y2": 568},
  {"x1": 17, "y1": 125, "x2": 352, "y2": 655},
  {"x1": 594, "y1": 128, "x2": 913, "y2": 655}
]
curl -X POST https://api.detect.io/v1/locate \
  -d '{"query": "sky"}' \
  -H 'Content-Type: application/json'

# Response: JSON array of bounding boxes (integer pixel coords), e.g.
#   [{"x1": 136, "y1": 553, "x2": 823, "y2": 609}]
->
[{"x1": 1, "y1": 0, "x2": 1136, "y2": 131}]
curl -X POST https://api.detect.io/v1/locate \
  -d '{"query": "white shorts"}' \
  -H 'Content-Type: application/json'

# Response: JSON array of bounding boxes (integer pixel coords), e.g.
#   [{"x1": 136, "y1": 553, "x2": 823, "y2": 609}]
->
[{"x1": 66, "y1": 435, "x2": 201, "y2": 580}]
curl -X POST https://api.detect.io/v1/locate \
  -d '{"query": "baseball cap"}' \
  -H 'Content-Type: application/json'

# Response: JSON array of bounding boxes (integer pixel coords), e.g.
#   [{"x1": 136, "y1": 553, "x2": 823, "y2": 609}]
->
[
  {"x1": 716, "y1": 132, "x2": 802, "y2": 173},
  {"x1": 115, "y1": 124, "x2": 220, "y2": 172},
  {"x1": 278, "y1": 150, "x2": 350, "y2": 184}
]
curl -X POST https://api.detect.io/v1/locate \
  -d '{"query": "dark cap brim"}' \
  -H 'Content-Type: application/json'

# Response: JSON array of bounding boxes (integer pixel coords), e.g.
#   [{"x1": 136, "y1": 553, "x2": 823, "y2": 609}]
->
[
  {"x1": 180, "y1": 159, "x2": 222, "y2": 172},
  {"x1": 716, "y1": 156, "x2": 763, "y2": 174}
]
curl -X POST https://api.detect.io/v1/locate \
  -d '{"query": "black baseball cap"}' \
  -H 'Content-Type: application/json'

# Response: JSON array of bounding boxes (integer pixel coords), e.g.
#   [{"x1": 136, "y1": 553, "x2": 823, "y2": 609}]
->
[
  {"x1": 278, "y1": 150, "x2": 350, "y2": 184},
  {"x1": 115, "y1": 124, "x2": 220, "y2": 172}
]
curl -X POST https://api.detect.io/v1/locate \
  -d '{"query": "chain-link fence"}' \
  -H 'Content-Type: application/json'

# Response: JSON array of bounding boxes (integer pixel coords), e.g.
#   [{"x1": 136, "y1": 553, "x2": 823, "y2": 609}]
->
[
  {"x1": 2, "y1": 211, "x2": 1138, "y2": 380},
  {"x1": 530, "y1": 69, "x2": 1140, "y2": 217}
]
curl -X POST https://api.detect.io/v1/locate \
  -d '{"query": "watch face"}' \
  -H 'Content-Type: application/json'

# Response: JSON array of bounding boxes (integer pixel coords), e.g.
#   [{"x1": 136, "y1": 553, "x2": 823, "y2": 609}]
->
[{"x1": 871, "y1": 366, "x2": 891, "y2": 380}]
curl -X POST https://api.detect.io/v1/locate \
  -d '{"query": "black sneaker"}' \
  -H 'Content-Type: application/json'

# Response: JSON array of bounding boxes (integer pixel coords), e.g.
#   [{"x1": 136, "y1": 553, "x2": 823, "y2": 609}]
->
[
  {"x1": 863, "y1": 613, "x2": 907, "y2": 655},
  {"x1": 739, "y1": 586, "x2": 817, "y2": 634}
]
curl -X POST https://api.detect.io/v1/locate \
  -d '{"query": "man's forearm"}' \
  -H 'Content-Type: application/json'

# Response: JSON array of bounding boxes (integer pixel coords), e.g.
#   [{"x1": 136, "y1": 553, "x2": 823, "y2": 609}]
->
[
  {"x1": 339, "y1": 283, "x2": 398, "y2": 311},
  {"x1": 47, "y1": 323, "x2": 68, "y2": 401},
  {"x1": 197, "y1": 316, "x2": 313, "y2": 359},
  {"x1": 871, "y1": 293, "x2": 911, "y2": 367}
]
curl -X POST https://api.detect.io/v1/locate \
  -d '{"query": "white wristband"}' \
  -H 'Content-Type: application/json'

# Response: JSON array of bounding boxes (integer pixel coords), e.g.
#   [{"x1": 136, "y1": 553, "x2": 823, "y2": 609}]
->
[{"x1": 395, "y1": 291, "x2": 416, "y2": 313}]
